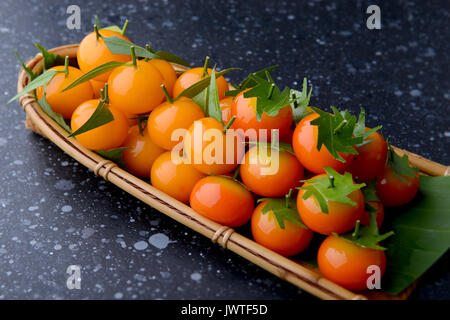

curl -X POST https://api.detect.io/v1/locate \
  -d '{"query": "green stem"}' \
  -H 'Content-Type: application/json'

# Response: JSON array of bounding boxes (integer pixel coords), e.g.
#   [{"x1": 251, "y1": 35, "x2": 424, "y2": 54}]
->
[
  {"x1": 352, "y1": 220, "x2": 361, "y2": 239},
  {"x1": 63, "y1": 56, "x2": 69, "y2": 78},
  {"x1": 160, "y1": 84, "x2": 173, "y2": 104},
  {"x1": 267, "y1": 83, "x2": 275, "y2": 99},
  {"x1": 285, "y1": 188, "x2": 293, "y2": 208},
  {"x1": 233, "y1": 166, "x2": 240, "y2": 181},
  {"x1": 333, "y1": 120, "x2": 347, "y2": 134},
  {"x1": 102, "y1": 83, "x2": 109, "y2": 104},
  {"x1": 202, "y1": 56, "x2": 210, "y2": 77},
  {"x1": 292, "y1": 93, "x2": 298, "y2": 108},
  {"x1": 223, "y1": 116, "x2": 236, "y2": 132},
  {"x1": 144, "y1": 44, "x2": 151, "y2": 62},
  {"x1": 329, "y1": 175, "x2": 335, "y2": 188},
  {"x1": 94, "y1": 24, "x2": 101, "y2": 41},
  {"x1": 121, "y1": 19, "x2": 129, "y2": 35},
  {"x1": 130, "y1": 46, "x2": 137, "y2": 68}
]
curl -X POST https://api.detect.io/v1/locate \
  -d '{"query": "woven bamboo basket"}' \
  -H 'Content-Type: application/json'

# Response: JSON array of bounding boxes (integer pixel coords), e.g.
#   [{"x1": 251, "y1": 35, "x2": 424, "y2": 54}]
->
[{"x1": 16, "y1": 44, "x2": 450, "y2": 300}]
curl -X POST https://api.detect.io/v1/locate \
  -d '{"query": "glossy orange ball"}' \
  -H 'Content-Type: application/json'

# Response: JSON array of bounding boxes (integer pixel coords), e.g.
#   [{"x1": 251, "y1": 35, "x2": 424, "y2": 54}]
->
[
  {"x1": 240, "y1": 146, "x2": 303, "y2": 197},
  {"x1": 173, "y1": 67, "x2": 229, "y2": 99},
  {"x1": 36, "y1": 66, "x2": 94, "y2": 119},
  {"x1": 147, "y1": 98, "x2": 204, "y2": 150},
  {"x1": 148, "y1": 59, "x2": 177, "y2": 97},
  {"x1": 151, "y1": 151, "x2": 203, "y2": 203},
  {"x1": 71, "y1": 99, "x2": 129, "y2": 151},
  {"x1": 292, "y1": 113, "x2": 354, "y2": 174},
  {"x1": 347, "y1": 129, "x2": 388, "y2": 184},
  {"x1": 121, "y1": 125, "x2": 165, "y2": 177},
  {"x1": 297, "y1": 174, "x2": 364, "y2": 235},
  {"x1": 376, "y1": 165, "x2": 419, "y2": 207},
  {"x1": 184, "y1": 117, "x2": 245, "y2": 175},
  {"x1": 108, "y1": 60, "x2": 165, "y2": 114},
  {"x1": 77, "y1": 29, "x2": 131, "y2": 82},
  {"x1": 251, "y1": 201, "x2": 313, "y2": 257},
  {"x1": 318, "y1": 235, "x2": 386, "y2": 290},
  {"x1": 190, "y1": 176, "x2": 254, "y2": 227},
  {"x1": 231, "y1": 89, "x2": 293, "y2": 142}
]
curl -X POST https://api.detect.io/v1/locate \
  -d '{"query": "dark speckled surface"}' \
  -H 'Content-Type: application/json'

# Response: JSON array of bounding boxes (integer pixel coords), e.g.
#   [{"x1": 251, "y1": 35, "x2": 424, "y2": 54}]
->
[{"x1": 0, "y1": 0, "x2": 448, "y2": 300}]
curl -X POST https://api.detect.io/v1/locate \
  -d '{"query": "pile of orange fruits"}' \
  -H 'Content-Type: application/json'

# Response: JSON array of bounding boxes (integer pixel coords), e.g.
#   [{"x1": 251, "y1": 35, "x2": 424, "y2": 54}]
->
[{"x1": 17, "y1": 21, "x2": 422, "y2": 291}]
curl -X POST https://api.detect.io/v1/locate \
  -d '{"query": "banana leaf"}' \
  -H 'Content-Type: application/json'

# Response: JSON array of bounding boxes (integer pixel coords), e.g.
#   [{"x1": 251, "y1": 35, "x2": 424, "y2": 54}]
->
[{"x1": 382, "y1": 175, "x2": 450, "y2": 295}]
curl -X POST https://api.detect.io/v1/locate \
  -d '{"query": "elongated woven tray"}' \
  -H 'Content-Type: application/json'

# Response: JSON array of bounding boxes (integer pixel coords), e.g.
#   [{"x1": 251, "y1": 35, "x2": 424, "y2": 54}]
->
[{"x1": 17, "y1": 44, "x2": 450, "y2": 300}]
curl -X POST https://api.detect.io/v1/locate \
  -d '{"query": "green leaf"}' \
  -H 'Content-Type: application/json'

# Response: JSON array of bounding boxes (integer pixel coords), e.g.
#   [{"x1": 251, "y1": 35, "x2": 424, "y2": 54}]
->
[
  {"x1": 229, "y1": 65, "x2": 279, "y2": 96},
  {"x1": 9, "y1": 69, "x2": 62, "y2": 103},
  {"x1": 310, "y1": 106, "x2": 363, "y2": 162},
  {"x1": 362, "y1": 179, "x2": 380, "y2": 202},
  {"x1": 102, "y1": 36, "x2": 191, "y2": 67},
  {"x1": 62, "y1": 61, "x2": 130, "y2": 92},
  {"x1": 154, "y1": 50, "x2": 192, "y2": 68},
  {"x1": 291, "y1": 78, "x2": 313, "y2": 123},
  {"x1": 353, "y1": 108, "x2": 382, "y2": 147},
  {"x1": 386, "y1": 143, "x2": 419, "y2": 184},
  {"x1": 102, "y1": 25, "x2": 122, "y2": 32},
  {"x1": 94, "y1": 15, "x2": 102, "y2": 28},
  {"x1": 243, "y1": 72, "x2": 293, "y2": 121},
  {"x1": 14, "y1": 50, "x2": 38, "y2": 81},
  {"x1": 299, "y1": 167, "x2": 365, "y2": 214},
  {"x1": 259, "y1": 198, "x2": 307, "y2": 230},
  {"x1": 382, "y1": 176, "x2": 450, "y2": 295},
  {"x1": 175, "y1": 68, "x2": 237, "y2": 100},
  {"x1": 38, "y1": 94, "x2": 72, "y2": 134},
  {"x1": 339, "y1": 214, "x2": 394, "y2": 250},
  {"x1": 68, "y1": 100, "x2": 114, "y2": 137},
  {"x1": 206, "y1": 66, "x2": 222, "y2": 122},
  {"x1": 96, "y1": 147, "x2": 131, "y2": 169},
  {"x1": 35, "y1": 43, "x2": 65, "y2": 71}
]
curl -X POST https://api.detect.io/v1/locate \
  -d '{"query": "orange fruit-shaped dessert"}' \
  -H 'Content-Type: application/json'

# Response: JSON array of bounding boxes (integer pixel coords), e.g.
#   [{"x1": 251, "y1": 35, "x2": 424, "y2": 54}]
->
[
  {"x1": 184, "y1": 117, "x2": 245, "y2": 175},
  {"x1": 121, "y1": 125, "x2": 165, "y2": 177},
  {"x1": 71, "y1": 99, "x2": 129, "y2": 151},
  {"x1": 231, "y1": 89, "x2": 293, "y2": 142},
  {"x1": 108, "y1": 57, "x2": 165, "y2": 114},
  {"x1": 147, "y1": 91, "x2": 204, "y2": 150},
  {"x1": 151, "y1": 151, "x2": 203, "y2": 203},
  {"x1": 36, "y1": 65, "x2": 94, "y2": 119},
  {"x1": 77, "y1": 28, "x2": 131, "y2": 82}
]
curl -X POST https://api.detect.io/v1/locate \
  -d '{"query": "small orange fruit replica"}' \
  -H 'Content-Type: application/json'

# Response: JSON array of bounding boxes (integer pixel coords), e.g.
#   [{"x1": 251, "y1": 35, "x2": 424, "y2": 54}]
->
[
  {"x1": 251, "y1": 200, "x2": 313, "y2": 257},
  {"x1": 190, "y1": 176, "x2": 254, "y2": 227},
  {"x1": 121, "y1": 125, "x2": 165, "y2": 177},
  {"x1": 240, "y1": 146, "x2": 304, "y2": 197},
  {"x1": 297, "y1": 169, "x2": 365, "y2": 235},
  {"x1": 90, "y1": 80, "x2": 105, "y2": 99},
  {"x1": 231, "y1": 89, "x2": 293, "y2": 142},
  {"x1": 36, "y1": 65, "x2": 94, "y2": 119},
  {"x1": 184, "y1": 117, "x2": 245, "y2": 175},
  {"x1": 108, "y1": 57, "x2": 165, "y2": 114},
  {"x1": 219, "y1": 96, "x2": 233, "y2": 124},
  {"x1": 151, "y1": 151, "x2": 203, "y2": 204},
  {"x1": 292, "y1": 113, "x2": 354, "y2": 174},
  {"x1": 77, "y1": 28, "x2": 131, "y2": 82},
  {"x1": 347, "y1": 129, "x2": 388, "y2": 184},
  {"x1": 71, "y1": 99, "x2": 129, "y2": 151},
  {"x1": 376, "y1": 166, "x2": 419, "y2": 207},
  {"x1": 173, "y1": 66, "x2": 229, "y2": 99},
  {"x1": 147, "y1": 91, "x2": 205, "y2": 150},
  {"x1": 148, "y1": 59, "x2": 177, "y2": 96},
  {"x1": 317, "y1": 235, "x2": 387, "y2": 290}
]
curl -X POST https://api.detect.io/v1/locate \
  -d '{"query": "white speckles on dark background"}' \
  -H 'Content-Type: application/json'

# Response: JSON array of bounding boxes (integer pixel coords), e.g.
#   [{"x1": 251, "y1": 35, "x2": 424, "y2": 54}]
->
[{"x1": 0, "y1": 0, "x2": 448, "y2": 300}]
